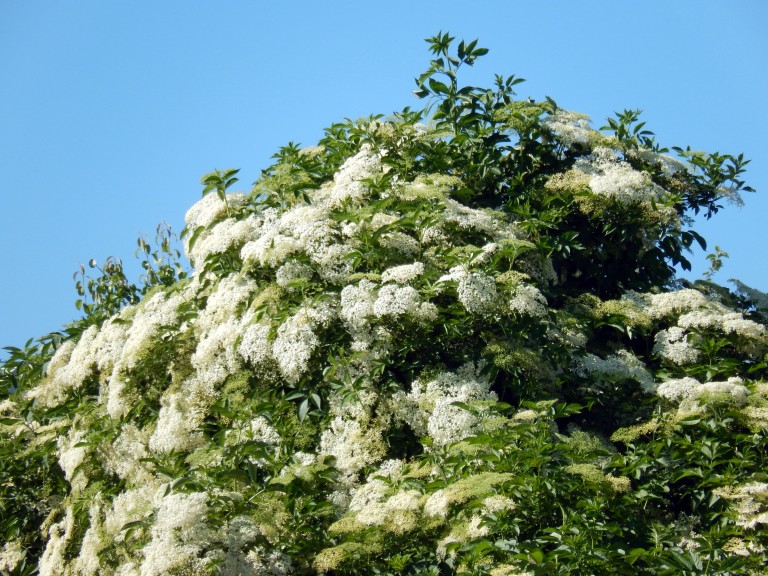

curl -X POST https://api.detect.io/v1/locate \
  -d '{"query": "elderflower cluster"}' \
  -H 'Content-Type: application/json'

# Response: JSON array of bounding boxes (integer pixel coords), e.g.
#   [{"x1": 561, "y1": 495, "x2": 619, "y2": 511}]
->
[
  {"x1": 573, "y1": 350, "x2": 654, "y2": 392},
  {"x1": 189, "y1": 215, "x2": 261, "y2": 264},
  {"x1": 442, "y1": 197, "x2": 519, "y2": 240},
  {"x1": 139, "y1": 492, "x2": 212, "y2": 576},
  {"x1": 714, "y1": 483, "x2": 768, "y2": 529},
  {"x1": 39, "y1": 507, "x2": 76, "y2": 576},
  {"x1": 184, "y1": 192, "x2": 248, "y2": 232},
  {"x1": 656, "y1": 376, "x2": 749, "y2": 407},
  {"x1": 319, "y1": 415, "x2": 387, "y2": 477},
  {"x1": 380, "y1": 261, "x2": 425, "y2": 284},
  {"x1": 653, "y1": 327, "x2": 700, "y2": 365},
  {"x1": 26, "y1": 326, "x2": 99, "y2": 407},
  {"x1": 373, "y1": 283, "x2": 437, "y2": 321},
  {"x1": 439, "y1": 266, "x2": 498, "y2": 315},
  {"x1": 0, "y1": 541, "x2": 23, "y2": 573},
  {"x1": 542, "y1": 109, "x2": 597, "y2": 148},
  {"x1": 569, "y1": 147, "x2": 667, "y2": 205},
  {"x1": 275, "y1": 259, "x2": 314, "y2": 287},
  {"x1": 239, "y1": 204, "x2": 352, "y2": 282},
  {"x1": 508, "y1": 284, "x2": 547, "y2": 317},
  {"x1": 628, "y1": 288, "x2": 766, "y2": 356},
  {"x1": 313, "y1": 144, "x2": 382, "y2": 208},
  {"x1": 392, "y1": 363, "x2": 497, "y2": 447},
  {"x1": 272, "y1": 304, "x2": 335, "y2": 383}
]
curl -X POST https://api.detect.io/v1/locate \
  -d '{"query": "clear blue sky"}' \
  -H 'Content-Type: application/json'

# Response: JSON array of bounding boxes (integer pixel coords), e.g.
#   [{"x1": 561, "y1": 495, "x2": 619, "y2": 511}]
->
[{"x1": 1, "y1": 0, "x2": 766, "y2": 352}]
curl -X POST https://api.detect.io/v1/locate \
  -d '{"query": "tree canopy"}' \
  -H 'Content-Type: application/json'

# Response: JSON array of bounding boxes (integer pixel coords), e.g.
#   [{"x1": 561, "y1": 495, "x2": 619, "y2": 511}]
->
[{"x1": 1, "y1": 34, "x2": 767, "y2": 576}]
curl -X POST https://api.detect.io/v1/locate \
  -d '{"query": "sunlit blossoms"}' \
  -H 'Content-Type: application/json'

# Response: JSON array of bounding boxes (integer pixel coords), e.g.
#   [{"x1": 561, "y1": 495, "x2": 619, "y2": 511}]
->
[{"x1": 3, "y1": 35, "x2": 766, "y2": 576}]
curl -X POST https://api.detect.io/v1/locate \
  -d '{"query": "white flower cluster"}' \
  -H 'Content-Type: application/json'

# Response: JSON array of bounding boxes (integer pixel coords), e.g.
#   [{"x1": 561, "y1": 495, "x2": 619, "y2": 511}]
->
[
  {"x1": 380, "y1": 261, "x2": 425, "y2": 284},
  {"x1": 239, "y1": 203, "x2": 353, "y2": 282},
  {"x1": 122, "y1": 290, "x2": 184, "y2": 368},
  {"x1": 656, "y1": 376, "x2": 749, "y2": 408},
  {"x1": 653, "y1": 327, "x2": 700, "y2": 365},
  {"x1": 313, "y1": 144, "x2": 382, "y2": 208},
  {"x1": 139, "y1": 492, "x2": 212, "y2": 576},
  {"x1": 0, "y1": 540, "x2": 23, "y2": 573},
  {"x1": 635, "y1": 149, "x2": 690, "y2": 176},
  {"x1": 341, "y1": 278, "x2": 436, "y2": 336},
  {"x1": 238, "y1": 318, "x2": 272, "y2": 366},
  {"x1": 73, "y1": 504, "x2": 106, "y2": 576},
  {"x1": 347, "y1": 482, "x2": 422, "y2": 534},
  {"x1": 573, "y1": 350, "x2": 654, "y2": 392},
  {"x1": 39, "y1": 507, "x2": 75, "y2": 576},
  {"x1": 458, "y1": 272, "x2": 498, "y2": 315},
  {"x1": 509, "y1": 284, "x2": 548, "y2": 317},
  {"x1": 542, "y1": 109, "x2": 596, "y2": 148},
  {"x1": 714, "y1": 482, "x2": 768, "y2": 530},
  {"x1": 272, "y1": 309, "x2": 321, "y2": 384},
  {"x1": 378, "y1": 230, "x2": 421, "y2": 256},
  {"x1": 442, "y1": 197, "x2": 519, "y2": 240},
  {"x1": 57, "y1": 429, "x2": 88, "y2": 492},
  {"x1": 573, "y1": 147, "x2": 667, "y2": 205},
  {"x1": 373, "y1": 283, "x2": 437, "y2": 321},
  {"x1": 319, "y1": 415, "x2": 386, "y2": 477},
  {"x1": 184, "y1": 192, "x2": 248, "y2": 232},
  {"x1": 439, "y1": 266, "x2": 498, "y2": 315},
  {"x1": 627, "y1": 288, "x2": 766, "y2": 355},
  {"x1": 644, "y1": 289, "x2": 709, "y2": 319},
  {"x1": 392, "y1": 363, "x2": 497, "y2": 447},
  {"x1": 103, "y1": 483, "x2": 158, "y2": 540},
  {"x1": 147, "y1": 275, "x2": 264, "y2": 452},
  {"x1": 275, "y1": 259, "x2": 314, "y2": 288},
  {"x1": 678, "y1": 308, "x2": 767, "y2": 341},
  {"x1": 103, "y1": 424, "x2": 153, "y2": 485},
  {"x1": 189, "y1": 215, "x2": 262, "y2": 264}
]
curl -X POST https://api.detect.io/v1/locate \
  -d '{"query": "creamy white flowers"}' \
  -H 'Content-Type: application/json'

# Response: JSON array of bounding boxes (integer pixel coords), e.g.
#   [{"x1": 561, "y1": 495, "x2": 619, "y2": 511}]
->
[
  {"x1": 393, "y1": 363, "x2": 497, "y2": 448},
  {"x1": 13, "y1": 124, "x2": 767, "y2": 576}
]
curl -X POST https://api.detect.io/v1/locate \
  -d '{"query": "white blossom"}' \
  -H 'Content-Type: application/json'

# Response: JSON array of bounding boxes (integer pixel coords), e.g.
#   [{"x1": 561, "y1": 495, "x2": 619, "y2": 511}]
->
[
  {"x1": 38, "y1": 507, "x2": 76, "y2": 576},
  {"x1": 0, "y1": 540, "x2": 23, "y2": 573},
  {"x1": 653, "y1": 327, "x2": 700, "y2": 365},
  {"x1": 276, "y1": 259, "x2": 314, "y2": 287},
  {"x1": 319, "y1": 416, "x2": 386, "y2": 476},
  {"x1": 189, "y1": 215, "x2": 261, "y2": 264},
  {"x1": 73, "y1": 504, "x2": 107, "y2": 576},
  {"x1": 26, "y1": 326, "x2": 99, "y2": 407},
  {"x1": 656, "y1": 376, "x2": 749, "y2": 405},
  {"x1": 457, "y1": 271, "x2": 498, "y2": 314},
  {"x1": 647, "y1": 289, "x2": 709, "y2": 319},
  {"x1": 542, "y1": 109, "x2": 596, "y2": 148},
  {"x1": 238, "y1": 319, "x2": 273, "y2": 366},
  {"x1": 378, "y1": 231, "x2": 421, "y2": 256},
  {"x1": 373, "y1": 283, "x2": 436, "y2": 322},
  {"x1": 273, "y1": 308, "x2": 320, "y2": 383},
  {"x1": 314, "y1": 145, "x2": 382, "y2": 208},
  {"x1": 380, "y1": 262, "x2": 425, "y2": 284},
  {"x1": 184, "y1": 191, "x2": 247, "y2": 233},
  {"x1": 393, "y1": 363, "x2": 497, "y2": 447},
  {"x1": 573, "y1": 350, "x2": 654, "y2": 392},
  {"x1": 509, "y1": 284, "x2": 547, "y2": 317}
]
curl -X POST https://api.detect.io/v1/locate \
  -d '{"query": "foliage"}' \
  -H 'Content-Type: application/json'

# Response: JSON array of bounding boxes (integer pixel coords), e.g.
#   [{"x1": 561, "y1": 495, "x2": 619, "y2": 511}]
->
[{"x1": 1, "y1": 34, "x2": 766, "y2": 575}]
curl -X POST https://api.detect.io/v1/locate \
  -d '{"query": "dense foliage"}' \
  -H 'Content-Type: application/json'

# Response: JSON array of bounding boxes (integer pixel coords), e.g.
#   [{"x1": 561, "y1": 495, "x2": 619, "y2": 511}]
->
[{"x1": 2, "y1": 34, "x2": 767, "y2": 575}]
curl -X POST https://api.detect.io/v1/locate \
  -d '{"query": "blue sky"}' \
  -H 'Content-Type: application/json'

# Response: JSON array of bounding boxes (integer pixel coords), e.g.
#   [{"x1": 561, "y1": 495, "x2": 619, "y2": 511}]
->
[{"x1": 1, "y1": 0, "x2": 766, "y2": 352}]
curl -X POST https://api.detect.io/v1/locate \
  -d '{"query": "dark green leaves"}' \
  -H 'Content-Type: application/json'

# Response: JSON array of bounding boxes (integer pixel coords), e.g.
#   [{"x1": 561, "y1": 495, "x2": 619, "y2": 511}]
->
[{"x1": 201, "y1": 167, "x2": 240, "y2": 200}]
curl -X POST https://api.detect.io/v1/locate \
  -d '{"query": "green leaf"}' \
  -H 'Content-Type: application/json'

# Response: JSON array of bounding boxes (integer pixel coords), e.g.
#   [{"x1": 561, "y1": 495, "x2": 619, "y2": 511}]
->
[
  {"x1": 186, "y1": 225, "x2": 206, "y2": 254},
  {"x1": 428, "y1": 78, "x2": 450, "y2": 95},
  {"x1": 298, "y1": 398, "x2": 309, "y2": 422}
]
